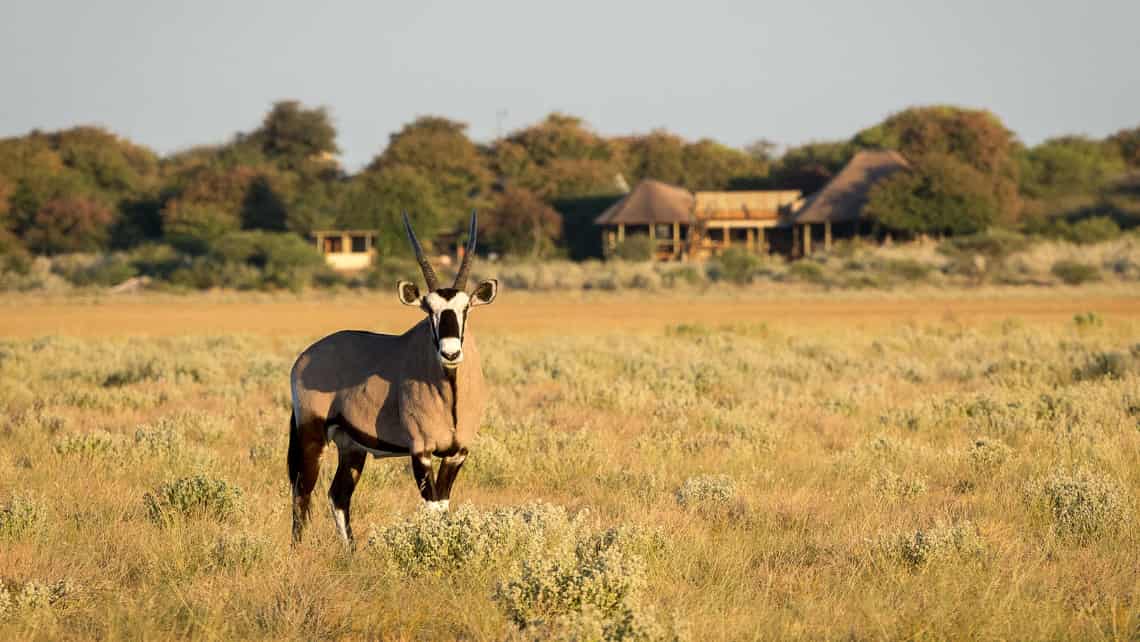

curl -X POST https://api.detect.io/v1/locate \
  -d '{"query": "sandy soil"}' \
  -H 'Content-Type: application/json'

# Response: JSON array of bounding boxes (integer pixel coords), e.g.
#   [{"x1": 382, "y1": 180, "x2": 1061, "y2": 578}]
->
[{"x1": 0, "y1": 289, "x2": 1136, "y2": 337}]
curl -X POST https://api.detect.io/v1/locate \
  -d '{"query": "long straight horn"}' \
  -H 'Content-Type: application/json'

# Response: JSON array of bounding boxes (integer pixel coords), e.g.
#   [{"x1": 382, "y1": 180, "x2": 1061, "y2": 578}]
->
[
  {"x1": 403, "y1": 211, "x2": 439, "y2": 291},
  {"x1": 453, "y1": 209, "x2": 477, "y2": 290}
]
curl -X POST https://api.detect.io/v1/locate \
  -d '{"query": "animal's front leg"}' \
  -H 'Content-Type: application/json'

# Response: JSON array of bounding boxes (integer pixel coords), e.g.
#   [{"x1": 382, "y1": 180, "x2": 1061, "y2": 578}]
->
[
  {"x1": 411, "y1": 452, "x2": 444, "y2": 510},
  {"x1": 432, "y1": 448, "x2": 468, "y2": 512}
]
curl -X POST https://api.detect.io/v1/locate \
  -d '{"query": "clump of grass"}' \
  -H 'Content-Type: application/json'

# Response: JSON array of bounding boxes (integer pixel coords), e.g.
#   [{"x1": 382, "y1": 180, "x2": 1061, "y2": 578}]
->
[
  {"x1": 102, "y1": 358, "x2": 165, "y2": 387},
  {"x1": 53, "y1": 430, "x2": 123, "y2": 458},
  {"x1": 674, "y1": 474, "x2": 736, "y2": 509},
  {"x1": 514, "y1": 603, "x2": 687, "y2": 642},
  {"x1": 0, "y1": 579, "x2": 78, "y2": 618},
  {"x1": 133, "y1": 422, "x2": 185, "y2": 456},
  {"x1": 494, "y1": 528, "x2": 647, "y2": 634},
  {"x1": 1072, "y1": 311, "x2": 1103, "y2": 328},
  {"x1": 465, "y1": 433, "x2": 515, "y2": 487},
  {"x1": 1051, "y1": 260, "x2": 1102, "y2": 285},
  {"x1": 210, "y1": 533, "x2": 270, "y2": 570},
  {"x1": 1074, "y1": 348, "x2": 1140, "y2": 381},
  {"x1": 1025, "y1": 468, "x2": 1132, "y2": 539},
  {"x1": 966, "y1": 438, "x2": 1013, "y2": 470},
  {"x1": 0, "y1": 494, "x2": 46, "y2": 539},
  {"x1": 871, "y1": 522, "x2": 986, "y2": 568},
  {"x1": 874, "y1": 470, "x2": 928, "y2": 498},
  {"x1": 143, "y1": 474, "x2": 243, "y2": 524},
  {"x1": 366, "y1": 502, "x2": 581, "y2": 574}
]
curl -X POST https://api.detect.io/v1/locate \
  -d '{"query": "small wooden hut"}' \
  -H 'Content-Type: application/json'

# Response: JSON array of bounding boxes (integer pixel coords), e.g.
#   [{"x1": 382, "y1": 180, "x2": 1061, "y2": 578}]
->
[{"x1": 311, "y1": 229, "x2": 378, "y2": 271}]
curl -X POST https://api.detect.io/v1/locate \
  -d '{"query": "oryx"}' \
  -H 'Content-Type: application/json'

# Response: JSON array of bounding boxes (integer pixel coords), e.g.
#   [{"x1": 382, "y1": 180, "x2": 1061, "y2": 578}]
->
[{"x1": 288, "y1": 211, "x2": 497, "y2": 544}]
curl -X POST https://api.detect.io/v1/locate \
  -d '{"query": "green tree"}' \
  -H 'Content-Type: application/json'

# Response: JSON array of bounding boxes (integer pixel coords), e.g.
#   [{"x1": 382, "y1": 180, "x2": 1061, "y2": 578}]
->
[
  {"x1": 1108, "y1": 125, "x2": 1140, "y2": 169},
  {"x1": 681, "y1": 139, "x2": 767, "y2": 189},
  {"x1": 854, "y1": 105, "x2": 1022, "y2": 223},
  {"x1": 161, "y1": 201, "x2": 239, "y2": 254},
  {"x1": 621, "y1": 130, "x2": 686, "y2": 186},
  {"x1": 367, "y1": 116, "x2": 492, "y2": 216},
  {"x1": 334, "y1": 165, "x2": 445, "y2": 257},
  {"x1": 769, "y1": 140, "x2": 854, "y2": 194},
  {"x1": 248, "y1": 100, "x2": 339, "y2": 165},
  {"x1": 493, "y1": 113, "x2": 621, "y2": 199},
  {"x1": 482, "y1": 187, "x2": 562, "y2": 257},
  {"x1": 23, "y1": 196, "x2": 115, "y2": 254},
  {"x1": 865, "y1": 154, "x2": 999, "y2": 236},
  {"x1": 1019, "y1": 136, "x2": 1125, "y2": 200}
]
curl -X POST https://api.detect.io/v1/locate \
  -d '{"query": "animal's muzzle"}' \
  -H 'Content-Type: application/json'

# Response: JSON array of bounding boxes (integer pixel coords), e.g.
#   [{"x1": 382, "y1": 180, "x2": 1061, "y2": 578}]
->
[
  {"x1": 439, "y1": 336, "x2": 463, "y2": 366},
  {"x1": 437, "y1": 311, "x2": 463, "y2": 366}
]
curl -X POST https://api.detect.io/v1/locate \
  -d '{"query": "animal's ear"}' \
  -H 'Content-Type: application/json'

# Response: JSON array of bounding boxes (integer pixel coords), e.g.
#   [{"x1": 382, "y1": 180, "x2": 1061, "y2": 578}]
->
[
  {"x1": 397, "y1": 280, "x2": 421, "y2": 306},
  {"x1": 471, "y1": 279, "x2": 498, "y2": 306}
]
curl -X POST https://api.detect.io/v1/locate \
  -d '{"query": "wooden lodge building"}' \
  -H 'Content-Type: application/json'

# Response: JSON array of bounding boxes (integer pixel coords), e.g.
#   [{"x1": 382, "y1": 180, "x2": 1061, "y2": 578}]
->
[
  {"x1": 312, "y1": 230, "x2": 379, "y2": 271},
  {"x1": 595, "y1": 150, "x2": 909, "y2": 260}
]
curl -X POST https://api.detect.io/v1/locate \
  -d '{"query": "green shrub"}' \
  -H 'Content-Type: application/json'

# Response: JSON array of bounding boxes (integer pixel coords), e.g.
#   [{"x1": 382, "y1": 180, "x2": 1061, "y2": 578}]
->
[
  {"x1": 51, "y1": 253, "x2": 138, "y2": 287},
  {"x1": 880, "y1": 258, "x2": 931, "y2": 282},
  {"x1": 966, "y1": 438, "x2": 1012, "y2": 470},
  {"x1": 871, "y1": 522, "x2": 985, "y2": 568},
  {"x1": 1051, "y1": 260, "x2": 1101, "y2": 285},
  {"x1": 674, "y1": 474, "x2": 736, "y2": 509},
  {"x1": 611, "y1": 236, "x2": 654, "y2": 262},
  {"x1": 494, "y1": 528, "x2": 646, "y2": 631},
  {"x1": 366, "y1": 503, "x2": 580, "y2": 574},
  {"x1": 1074, "y1": 349, "x2": 1140, "y2": 380},
  {"x1": 707, "y1": 248, "x2": 760, "y2": 284},
  {"x1": 0, "y1": 494, "x2": 46, "y2": 539},
  {"x1": 787, "y1": 260, "x2": 825, "y2": 283},
  {"x1": 874, "y1": 470, "x2": 928, "y2": 498},
  {"x1": 210, "y1": 533, "x2": 269, "y2": 570},
  {"x1": 1025, "y1": 468, "x2": 1132, "y2": 539},
  {"x1": 143, "y1": 475, "x2": 243, "y2": 524},
  {"x1": 1073, "y1": 311, "x2": 1104, "y2": 328},
  {"x1": 53, "y1": 431, "x2": 124, "y2": 458},
  {"x1": 0, "y1": 579, "x2": 77, "y2": 617}
]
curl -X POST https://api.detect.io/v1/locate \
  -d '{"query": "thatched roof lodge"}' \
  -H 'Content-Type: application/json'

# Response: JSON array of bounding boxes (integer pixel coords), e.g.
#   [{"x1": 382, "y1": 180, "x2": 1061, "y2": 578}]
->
[
  {"x1": 593, "y1": 150, "x2": 910, "y2": 260},
  {"x1": 595, "y1": 180, "x2": 801, "y2": 260}
]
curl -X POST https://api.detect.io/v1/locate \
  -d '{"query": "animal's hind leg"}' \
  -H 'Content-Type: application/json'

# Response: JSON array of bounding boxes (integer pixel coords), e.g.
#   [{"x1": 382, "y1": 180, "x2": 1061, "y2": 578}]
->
[
  {"x1": 289, "y1": 417, "x2": 325, "y2": 543},
  {"x1": 328, "y1": 447, "x2": 366, "y2": 546}
]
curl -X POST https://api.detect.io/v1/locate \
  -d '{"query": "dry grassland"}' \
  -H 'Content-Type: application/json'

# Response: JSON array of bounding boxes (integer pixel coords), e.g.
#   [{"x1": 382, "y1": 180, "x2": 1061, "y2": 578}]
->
[{"x1": 1, "y1": 289, "x2": 1138, "y2": 640}]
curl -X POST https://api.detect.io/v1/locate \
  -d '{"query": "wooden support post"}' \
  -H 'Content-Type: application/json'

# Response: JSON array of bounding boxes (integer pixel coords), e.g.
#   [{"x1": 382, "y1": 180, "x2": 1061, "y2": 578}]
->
[
  {"x1": 824, "y1": 221, "x2": 832, "y2": 252},
  {"x1": 792, "y1": 225, "x2": 800, "y2": 257},
  {"x1": 747, "y1": 227, "x2": 755, "y2": 252},
  {"x1": 618, "y1": 224, "x2": 625, "y2": 243},
  {"x1": 759, "y1": 227, "x2": 767, "y2": 253},
  {"x1": 802, "y1": 224, "x2": 812, "y2": 256},
  {"x1": 673, "y1": 222, "x2": 680, "y2": 258}
]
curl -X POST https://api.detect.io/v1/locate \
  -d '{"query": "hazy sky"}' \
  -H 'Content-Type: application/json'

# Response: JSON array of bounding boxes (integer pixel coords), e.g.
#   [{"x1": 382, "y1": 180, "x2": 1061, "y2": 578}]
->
[{"x1": 2, "y1": 0, "x2": 1138, "y2": 170}]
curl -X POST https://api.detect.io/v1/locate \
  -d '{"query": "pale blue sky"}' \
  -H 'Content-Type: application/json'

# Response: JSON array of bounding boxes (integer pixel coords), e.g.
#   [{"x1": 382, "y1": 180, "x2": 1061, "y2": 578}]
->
[{"x1": 2, "y1": 0, "x2": 1137, "y2": 170}]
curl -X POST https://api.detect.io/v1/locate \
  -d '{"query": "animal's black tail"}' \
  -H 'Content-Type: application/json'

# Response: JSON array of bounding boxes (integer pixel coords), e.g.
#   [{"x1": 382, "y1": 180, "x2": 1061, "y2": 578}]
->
[{"x1": 287, "y1": 410, "x2": 301, "y2": 490}]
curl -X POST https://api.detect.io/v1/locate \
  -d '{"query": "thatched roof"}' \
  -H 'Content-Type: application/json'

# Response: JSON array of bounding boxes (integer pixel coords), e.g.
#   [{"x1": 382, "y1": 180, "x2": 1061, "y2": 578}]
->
[
  {"x1": 593, "y1": 179, "x2": 695, "y2": 225},
  {"x1": 791, "y1": 150, "x2": 910, "y2": 224}
]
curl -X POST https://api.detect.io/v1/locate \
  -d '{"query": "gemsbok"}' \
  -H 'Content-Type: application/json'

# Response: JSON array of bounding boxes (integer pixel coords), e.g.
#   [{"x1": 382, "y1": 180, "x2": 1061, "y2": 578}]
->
[{"x1": 288, "y1": 211, "x2": 497, "y2": 544}]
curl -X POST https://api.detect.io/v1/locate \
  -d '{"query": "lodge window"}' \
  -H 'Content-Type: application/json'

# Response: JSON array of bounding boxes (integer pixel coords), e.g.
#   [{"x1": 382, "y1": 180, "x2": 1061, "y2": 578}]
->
[
  {"x1": 654, "y1": 224, "x2": 672, "y2": 239},
  {"x1": 323, "y1": 237, "x2": 343, "y2": 253},
  {"x1": 350, "y1": 235, "x2": 367, "y2": 253},
  {"x1": 730, "y1": 228, "x2": 749, "y2": 242},
  {"x1": 707, "y1": 228, "x2": 725, "y2": 242}
]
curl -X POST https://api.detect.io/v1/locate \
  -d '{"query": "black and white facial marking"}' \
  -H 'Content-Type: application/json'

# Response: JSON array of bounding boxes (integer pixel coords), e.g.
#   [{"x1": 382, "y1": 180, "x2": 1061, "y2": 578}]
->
[
  {"x1": 423, "y1": 288, "x2": 471, "y2": 369},
  {"x1": 398, "y1": 279, "x2": 498, "y2": 369}
]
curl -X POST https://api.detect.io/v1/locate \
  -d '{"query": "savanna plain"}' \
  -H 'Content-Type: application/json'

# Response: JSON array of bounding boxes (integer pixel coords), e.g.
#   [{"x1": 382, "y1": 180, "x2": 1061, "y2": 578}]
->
[{"x1": 1, "y1": 289, "x2": 1138, "y2": 640}]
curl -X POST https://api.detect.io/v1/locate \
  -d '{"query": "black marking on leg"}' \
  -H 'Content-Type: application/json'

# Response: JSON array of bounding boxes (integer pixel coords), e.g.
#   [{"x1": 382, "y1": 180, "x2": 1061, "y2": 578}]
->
[
  {"x1": 435, "y1": 448, "x2": 468, "y2": 501},
  {"x1": 411, "y1": 453, "x2": 437, "y2": 502}
]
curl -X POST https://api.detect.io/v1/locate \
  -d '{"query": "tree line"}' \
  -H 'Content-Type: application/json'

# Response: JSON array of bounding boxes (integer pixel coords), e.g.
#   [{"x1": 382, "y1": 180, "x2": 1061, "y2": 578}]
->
[{"x1": 1, "y1": 101, "x2": 1137, "y2": 272}]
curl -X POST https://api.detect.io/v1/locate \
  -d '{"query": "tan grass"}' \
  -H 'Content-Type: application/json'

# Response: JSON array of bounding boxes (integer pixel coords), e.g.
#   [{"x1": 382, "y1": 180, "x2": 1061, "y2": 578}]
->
[{"x1": 0, "y1": 293, "x2": 1138, "y2": 639}]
